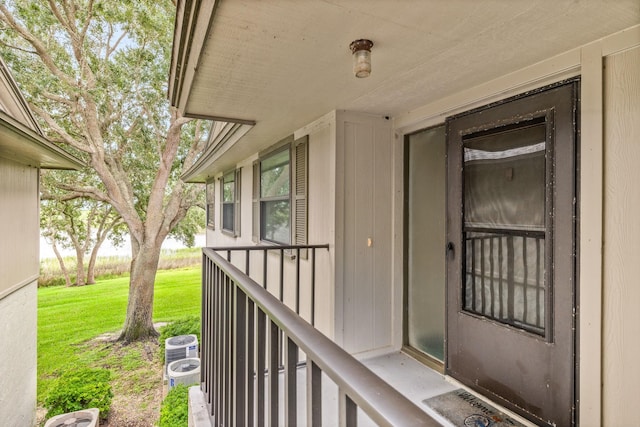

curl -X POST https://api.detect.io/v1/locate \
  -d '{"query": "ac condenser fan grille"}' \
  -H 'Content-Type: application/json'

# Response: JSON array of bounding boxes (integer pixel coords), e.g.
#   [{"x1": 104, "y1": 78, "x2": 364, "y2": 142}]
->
[
  {"x1": 50, "y1": 417, "x2": 93, "y2": 427},
  {"x1": 167, "y1": 335, "x2": 196, "y2": 346}
]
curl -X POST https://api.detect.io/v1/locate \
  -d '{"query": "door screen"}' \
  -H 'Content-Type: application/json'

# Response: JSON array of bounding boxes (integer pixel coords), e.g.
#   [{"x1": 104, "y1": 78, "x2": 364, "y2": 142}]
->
[{"x1": 463, "y1": 121, "x2": 548, "y2": 336}]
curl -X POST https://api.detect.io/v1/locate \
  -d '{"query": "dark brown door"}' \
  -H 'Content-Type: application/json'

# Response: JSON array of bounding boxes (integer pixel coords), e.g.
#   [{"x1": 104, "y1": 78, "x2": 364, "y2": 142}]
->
[{"x1": 446, "y1": 82, "x2": 578, "y2": 426}]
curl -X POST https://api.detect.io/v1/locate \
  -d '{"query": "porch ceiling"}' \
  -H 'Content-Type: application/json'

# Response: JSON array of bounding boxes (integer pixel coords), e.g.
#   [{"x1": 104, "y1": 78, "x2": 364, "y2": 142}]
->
[{"x1": 171, "y1": 0, "x2": 638, "y2": 174}]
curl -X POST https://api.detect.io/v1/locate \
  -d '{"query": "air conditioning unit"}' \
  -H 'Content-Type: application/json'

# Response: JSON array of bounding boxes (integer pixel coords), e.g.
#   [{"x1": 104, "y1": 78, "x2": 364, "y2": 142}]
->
[
  {"x1": 44, "y1": 408, "x2": 99, "y2": 427},
  {"x1": 167, "y1": 357, "x2": 201, "y2": 388},
  {"x1": 165, "y1": 334, "x2": 198, "y2": 373}
]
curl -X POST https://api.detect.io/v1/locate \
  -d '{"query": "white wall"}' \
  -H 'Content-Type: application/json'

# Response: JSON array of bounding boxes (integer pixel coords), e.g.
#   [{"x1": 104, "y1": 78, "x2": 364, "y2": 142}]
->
[
  {"x1": 335, "y1": 111, "x2": 394, "y2": 355},
  {"x1": 205, "y1": 122, "x2": 338, "y2": 338},
  {"x1": 0, "y1": 156, "x2": 39, "y2": 426},
  {"x1": 306, "y1": 121, "x2": 336, "y2": 338}
]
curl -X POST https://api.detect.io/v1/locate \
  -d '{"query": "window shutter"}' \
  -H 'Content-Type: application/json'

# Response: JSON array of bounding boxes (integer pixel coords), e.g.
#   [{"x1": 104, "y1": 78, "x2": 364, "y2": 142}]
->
[
  {"x1": 252, "y1": 160, "x2": 260, "y2": 243},
  {"x1": 206, "y1": 180, "x2": 215, "y2": 229},
  {"x1": 219, "y1": 176, "x2": 224, "y2": 233},
  {"x1": 235, "y1": 168, "x2": 241, "y2": 237},
  {"x1": 293, "y1": 136, "x2": 308, "y2": 257}
]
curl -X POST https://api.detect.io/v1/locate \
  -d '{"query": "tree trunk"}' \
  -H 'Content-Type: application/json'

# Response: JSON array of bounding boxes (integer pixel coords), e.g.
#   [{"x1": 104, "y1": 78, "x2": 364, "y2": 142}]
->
[
  {"x1": 52, "y1": 241, "x2": 72, "y2": 287},
  {"x1": 118, "y1": 242, "x2": 163, "y2": 342},
  {"x1": 86, "y1": 240, "x2": 102, "y2": 285},
  {"x1": 74, "y1": 247, "x2": 87, "y2": 286}
]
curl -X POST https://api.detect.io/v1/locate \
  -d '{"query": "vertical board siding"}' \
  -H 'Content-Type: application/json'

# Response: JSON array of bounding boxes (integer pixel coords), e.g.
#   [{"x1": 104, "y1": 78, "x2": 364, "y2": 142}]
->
[
  {"x1": 307, "y1": 125, "x2": 335, "y2": 339},
  {"x1": 603, "y1": 45, "x2": 640, "y2": 426},
  {"x1": 0, "y1": 158, "x2": 38, "y2": 295},
  {"x1": 340, "y1": 113, "x2": 393, "y2": 355},
  {"x1": 0, "y1": 157, "x2": 38, "y2": 426}
]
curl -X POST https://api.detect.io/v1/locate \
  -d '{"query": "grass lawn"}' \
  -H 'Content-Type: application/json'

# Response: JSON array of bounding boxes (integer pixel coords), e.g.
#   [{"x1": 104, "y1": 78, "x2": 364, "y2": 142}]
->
[{"x1": 37, "y1": 266, "x2": 201, "y2": 403}]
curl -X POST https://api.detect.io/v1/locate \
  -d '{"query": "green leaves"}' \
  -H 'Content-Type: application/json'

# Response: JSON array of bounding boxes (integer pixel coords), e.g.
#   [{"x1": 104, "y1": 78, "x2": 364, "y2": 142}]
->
[
  {"x1": 159, "y1": 384, "x2": 189, "y2": 427},
  {"x1": 44, "y1": 367, "x2": 113, "y2": 420}
]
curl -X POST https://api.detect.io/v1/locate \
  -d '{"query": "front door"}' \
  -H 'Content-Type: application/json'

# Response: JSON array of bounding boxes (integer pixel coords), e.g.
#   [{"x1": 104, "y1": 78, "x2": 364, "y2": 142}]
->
[{"x1": 446, "y1": 82, "x2": 578, "y2": 426}]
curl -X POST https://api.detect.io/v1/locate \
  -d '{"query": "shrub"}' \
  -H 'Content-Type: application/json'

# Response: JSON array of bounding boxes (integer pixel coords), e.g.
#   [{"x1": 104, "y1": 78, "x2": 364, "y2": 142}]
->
[
  {"x1": 44, "y1": 368, "x2": 113, "y2": 420},
  {"x1": 159, "y1": 384, "x2": 189, "y2": 427},
  {"x1": 159, "y1": 316, "x2": 201, "y2": 363}
]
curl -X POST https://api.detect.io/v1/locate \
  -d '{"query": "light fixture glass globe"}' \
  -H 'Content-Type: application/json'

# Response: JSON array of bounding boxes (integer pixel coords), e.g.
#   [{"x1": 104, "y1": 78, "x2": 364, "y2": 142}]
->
[{"x1": 353, "y1": 49, "x2": 371, "y2": 78}]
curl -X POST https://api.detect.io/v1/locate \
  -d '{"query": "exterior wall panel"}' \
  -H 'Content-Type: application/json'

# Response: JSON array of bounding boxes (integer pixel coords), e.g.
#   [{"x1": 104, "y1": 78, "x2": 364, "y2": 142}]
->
[
  {"x1": 0, "y1": 283, "x2": 37, "y2": 427},
  {"x1": 337, "y1": 112, "x2": 393, "y2": 355},
  {"x1": 0, "y1": 157, "x2": 39, "y2": 297},
  {"x1": 0, "y1": 157, "x2": 38, "y2": 426},
  {"x1": 602, "y1": 44, "x2": 640, "y2": 426},
  {"x1": 203, "y1": 127, "x2": 338, "y2": 338},
  {"x1": 306, "y1": 124, "x2": 336, "y2": 338}
]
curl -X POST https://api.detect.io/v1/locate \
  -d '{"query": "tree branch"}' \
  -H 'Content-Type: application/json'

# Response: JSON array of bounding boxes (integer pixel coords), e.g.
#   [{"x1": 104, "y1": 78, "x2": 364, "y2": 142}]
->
[
  {"x1": 0, "y1": 3, "x2": 76, "y2": 88},
  {"x1": 29, "y1": 103, "x2": 88, "y2": 151},
  {"x1": 0, "y1": 38, "x2": 36, "y2": 55}
]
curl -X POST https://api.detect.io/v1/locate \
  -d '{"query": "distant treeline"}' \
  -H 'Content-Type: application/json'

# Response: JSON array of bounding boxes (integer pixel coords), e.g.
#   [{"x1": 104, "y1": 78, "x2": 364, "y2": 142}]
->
[{"x1": 39, "y1": 247, "x2": 201, "y2": 287}]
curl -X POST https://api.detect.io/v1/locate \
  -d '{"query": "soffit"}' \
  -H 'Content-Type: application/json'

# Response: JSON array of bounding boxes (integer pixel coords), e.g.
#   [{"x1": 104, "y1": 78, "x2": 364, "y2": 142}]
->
[
  {"x1": 181, "y1": 0, "x2": 639, "y2": 165},
  {"x1": 0, "y1": 112, "x2": 83, "y2": 170}
]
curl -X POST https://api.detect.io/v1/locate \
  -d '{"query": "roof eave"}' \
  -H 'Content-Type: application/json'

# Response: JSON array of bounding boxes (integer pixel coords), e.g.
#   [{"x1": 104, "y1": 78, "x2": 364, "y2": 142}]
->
[
  {"x1": 181, "y1": 121, "x2": 254, "y2": 183},
  {"x1": 0, "y1": 111, "x2": 84, "y2": 170},
  {"x1": 168, "y1": 0, "x2": 219, "y2": 113}
]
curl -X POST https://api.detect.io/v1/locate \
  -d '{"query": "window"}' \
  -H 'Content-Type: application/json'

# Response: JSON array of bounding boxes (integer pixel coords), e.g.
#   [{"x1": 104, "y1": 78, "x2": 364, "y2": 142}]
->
[
  {"x1": 221, "y1": 169, "x2": 241, "y2": 235},
  {"x1": 253, "y1": 136, "x2": 307, "y2": 246},
  {"x1": 260, "y1": 148, "x2": 290, "y2": 243},
  {"x1": 206, "y1": 180, "x2": 215, "y2": 229}
]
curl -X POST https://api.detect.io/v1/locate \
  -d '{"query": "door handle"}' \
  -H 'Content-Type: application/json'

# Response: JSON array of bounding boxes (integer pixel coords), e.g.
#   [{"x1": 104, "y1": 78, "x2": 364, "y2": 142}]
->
[{"x1": 447, "y1": 242, "x2": 455, "y2": 257}]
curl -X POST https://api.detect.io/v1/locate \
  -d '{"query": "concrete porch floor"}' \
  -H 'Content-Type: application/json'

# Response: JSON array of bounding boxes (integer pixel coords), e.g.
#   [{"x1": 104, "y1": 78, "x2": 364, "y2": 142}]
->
[{"x1": 188, "y1": 351, "x2": 534, "y2": 426}]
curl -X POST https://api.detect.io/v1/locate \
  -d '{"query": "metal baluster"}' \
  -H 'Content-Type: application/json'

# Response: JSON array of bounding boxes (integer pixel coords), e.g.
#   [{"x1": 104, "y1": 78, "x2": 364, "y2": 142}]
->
[
  {"x1": 536, "y1": 237, "x2": 542, "y2": 328},
  {"x1": 285, "y1": 336, "x2": 298, "y2": 426},
  {"x1": 339, "y1": 390, "x2": 357, "y2": 427},
  {"x1": 256, "y1": 309, "x2": 266, "y2": 427},
  {"x1": 480, "y1": 237, "x2": 486, "y2": 314},
  {"x1": 279, "y1": 249, "x2": 284, "y2": 302},
  {"x1": 311, "y1": 248, "x2": 316, "y2": 326},
  {"x1": 295, "y1": 248, "x2": 300, "y2": 315},
  {"x1": 246, "y1": 298, "x2": 255, "y2": 426},
  {"x1": 307, "y1": 361, "x2": 322, "y2": 426},
  {"x1": 268, "y1": 320, "x2": 279, "y2": 426},
  {"x1": 234, "y1": 287, "x2": 247, "y2": 425},
  {"x1": 522, "y1": 237, "x2": 529, "y2": 325},
  {"x1": 263, "y1": 249, "x2": 268, "y2": 289}
]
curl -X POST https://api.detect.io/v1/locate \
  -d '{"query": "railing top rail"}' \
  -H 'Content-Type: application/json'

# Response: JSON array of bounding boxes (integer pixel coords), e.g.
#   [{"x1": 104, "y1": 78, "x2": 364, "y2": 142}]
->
[
  {"x1": 203, "y1": 248, "x2": 439, "y2": 427},
  {"x1": 206, "y1": 244, "x2": 330, "y2": 251}
]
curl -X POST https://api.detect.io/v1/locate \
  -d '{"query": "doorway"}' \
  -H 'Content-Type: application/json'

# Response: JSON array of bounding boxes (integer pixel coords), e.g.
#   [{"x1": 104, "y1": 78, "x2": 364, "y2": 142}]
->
[{"x1": 445, "y1": 82, "x2": 578, "y2": 426}]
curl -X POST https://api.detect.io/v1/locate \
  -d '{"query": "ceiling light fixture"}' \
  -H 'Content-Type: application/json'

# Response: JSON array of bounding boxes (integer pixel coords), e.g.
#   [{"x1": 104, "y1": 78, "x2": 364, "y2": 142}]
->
[{"x1": 350, "y1": 39, "x2": 374, "y2": 78}]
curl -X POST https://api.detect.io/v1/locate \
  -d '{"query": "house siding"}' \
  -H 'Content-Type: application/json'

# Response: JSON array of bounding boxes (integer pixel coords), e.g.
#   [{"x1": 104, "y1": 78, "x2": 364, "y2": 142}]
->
[
  {"x1": 0, "y1": 157, "x2": 39, "y2": 296},
  {"x1": 0, "y1": 157, "x2": 38, "y2": 426},
  {"x1": 205, "y1": 126, "x2": 338, "y2": 339},
  {"x1": 336, "y1": 112, "x2": 394, "y2": 355},
  {"x1": 602, "y1": 44, "x2": 640, "y2": 426},
  {"x1": 0, "y1": 282, "x2": 37, "y2": 426}
]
